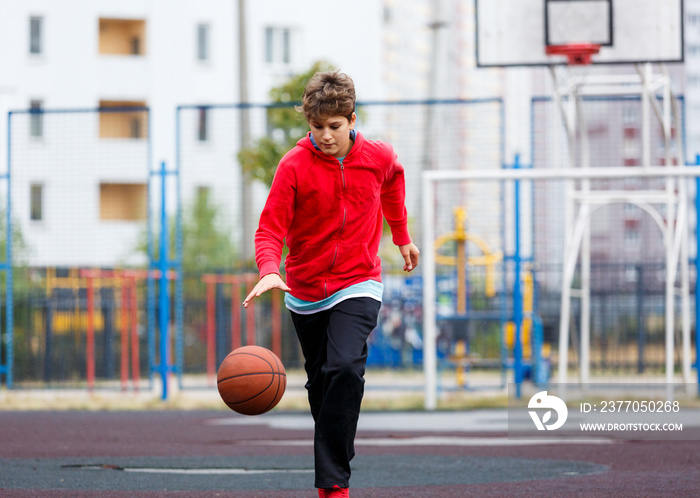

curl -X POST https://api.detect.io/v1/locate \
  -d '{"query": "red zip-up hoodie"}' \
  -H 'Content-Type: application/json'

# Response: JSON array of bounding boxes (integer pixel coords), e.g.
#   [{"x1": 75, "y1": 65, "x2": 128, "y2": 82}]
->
[{"x1": 255, "y1": 131, "x2": 412, "y2": 302}]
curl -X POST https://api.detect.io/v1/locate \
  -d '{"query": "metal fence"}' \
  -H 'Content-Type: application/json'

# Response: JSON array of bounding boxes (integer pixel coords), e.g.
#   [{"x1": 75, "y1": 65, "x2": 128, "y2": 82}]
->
[
  {"x1": 2, "y1": 95, "x2": 697, "y2": 391},
  {"x1": 529, "y1": 93, "x2": 695, "y2": 379},
  {"x1": 5, "y1": 107, "x2": 157, "y2": 388}
]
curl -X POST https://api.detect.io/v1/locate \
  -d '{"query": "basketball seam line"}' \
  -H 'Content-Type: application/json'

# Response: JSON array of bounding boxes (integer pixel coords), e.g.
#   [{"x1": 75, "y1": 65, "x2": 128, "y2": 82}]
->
[
  {"x1": 262, "y1": 354, "x2": 285, "y2": 413},
  {"x1": 222, "y1": 373, "x2": 280, "y2": 407},
  {"x1": 217, "y1": 372, "x2": 286, "y2": 384}
]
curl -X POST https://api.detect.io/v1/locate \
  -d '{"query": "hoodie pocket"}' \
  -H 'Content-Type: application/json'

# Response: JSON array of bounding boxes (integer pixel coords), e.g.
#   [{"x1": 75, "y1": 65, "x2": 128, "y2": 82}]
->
[
  {"x1": 330, "y1": 243, "x2": 376, "y2": 276},
  {"x1": 286, "y1": 242, "x2": 335, "y2": 280}
]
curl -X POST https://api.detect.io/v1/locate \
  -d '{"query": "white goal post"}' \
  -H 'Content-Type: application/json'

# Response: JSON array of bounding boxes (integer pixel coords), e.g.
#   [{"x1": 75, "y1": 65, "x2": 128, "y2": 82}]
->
[{"x1": 421, "y1": 165, "x2": 700, "y2": 411}]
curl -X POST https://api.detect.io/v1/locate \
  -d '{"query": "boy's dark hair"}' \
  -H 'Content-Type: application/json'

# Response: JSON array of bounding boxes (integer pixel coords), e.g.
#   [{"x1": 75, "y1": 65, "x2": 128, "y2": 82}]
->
[{"x1": 298, "y1": 70, "x2": 356, "y2": 122}]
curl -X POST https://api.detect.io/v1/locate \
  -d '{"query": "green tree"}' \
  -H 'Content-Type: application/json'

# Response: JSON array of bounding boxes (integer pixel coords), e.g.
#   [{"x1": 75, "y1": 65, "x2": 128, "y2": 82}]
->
[
  {"x1": 181, "y1": 189, "x2": 238, "y2": 272},
  {"x1": 238, "y1": 60, "x2": 335, "y2": 186},
  {"x1": 0, "y1": 207, "x2": 32, "y2": 292}
]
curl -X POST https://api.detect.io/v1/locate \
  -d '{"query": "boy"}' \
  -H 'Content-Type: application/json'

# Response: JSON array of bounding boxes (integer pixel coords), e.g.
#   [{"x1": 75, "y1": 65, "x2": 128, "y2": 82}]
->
[{"x1": 244, "y1": 70, "x2": 419, "y2": 497}]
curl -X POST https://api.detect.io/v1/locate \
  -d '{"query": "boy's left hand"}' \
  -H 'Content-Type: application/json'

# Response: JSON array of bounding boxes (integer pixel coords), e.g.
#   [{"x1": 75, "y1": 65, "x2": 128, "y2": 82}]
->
[{"x1": 398, "y1": 243, "x2": 420, "y2": 272}]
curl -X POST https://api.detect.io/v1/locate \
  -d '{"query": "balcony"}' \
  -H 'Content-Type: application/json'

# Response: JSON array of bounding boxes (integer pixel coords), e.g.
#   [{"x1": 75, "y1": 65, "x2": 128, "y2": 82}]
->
[{"x1": 99, "y1": 19, "x2": 146, "y2": 56}]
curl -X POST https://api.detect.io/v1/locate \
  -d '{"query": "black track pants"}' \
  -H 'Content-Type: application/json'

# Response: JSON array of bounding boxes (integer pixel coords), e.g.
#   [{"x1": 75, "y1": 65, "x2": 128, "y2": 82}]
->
[{"x1": 290, "y1": 297, "x2": 381, "y2": 489}]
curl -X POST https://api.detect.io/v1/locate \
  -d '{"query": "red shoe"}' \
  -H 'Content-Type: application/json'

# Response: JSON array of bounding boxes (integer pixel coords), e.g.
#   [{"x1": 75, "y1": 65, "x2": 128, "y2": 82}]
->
[{"x1": 318, "y1": 485, "x2": 349, "y2": 497}]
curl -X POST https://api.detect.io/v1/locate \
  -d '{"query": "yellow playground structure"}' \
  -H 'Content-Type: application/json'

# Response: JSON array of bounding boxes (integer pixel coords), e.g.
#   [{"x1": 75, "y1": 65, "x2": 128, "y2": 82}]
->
[
  {"x1": 433, "y1": 208, "x2": 502, "y2": 313},
  {"x1": 434, "y1": 207, "x2": 549, "y2": 387}
]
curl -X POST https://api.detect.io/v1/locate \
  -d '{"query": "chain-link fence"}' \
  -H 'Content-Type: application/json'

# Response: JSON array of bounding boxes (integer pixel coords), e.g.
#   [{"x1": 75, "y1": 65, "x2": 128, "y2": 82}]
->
[
  {"x1": 529, "y1": 94, "x2": 694, "y2": 377},
  {"x1": 4, "y1": 95, "x2": 696, "y2": 390},
  {"x1": 7, "y1": 107, "x2": 154, "y2": 388}
]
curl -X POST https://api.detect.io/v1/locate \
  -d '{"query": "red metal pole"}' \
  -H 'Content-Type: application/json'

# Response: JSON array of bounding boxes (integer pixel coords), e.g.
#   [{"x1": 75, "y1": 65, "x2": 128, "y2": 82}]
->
[
  {"x1": 206, "y1": 280, "x2": 216, "y2": 382},
  {"x1": 245, "y1": 280, "x2": 255, "y2": 346},
  {"x1": 231, "y1": 278, "x2": 241, "y2": 350},
  {"x1": 129, "y1": 277, "x2": 140, "y2": 391},
  {"x1": 272, "y1": 289, "x2": 282, "y2": 359},
  {"x1": 120, "y1": 277, "x2": 129, "y2": 391},
  {"x1": 86, "y1": 275, "x2": 95, "y2": 391}
]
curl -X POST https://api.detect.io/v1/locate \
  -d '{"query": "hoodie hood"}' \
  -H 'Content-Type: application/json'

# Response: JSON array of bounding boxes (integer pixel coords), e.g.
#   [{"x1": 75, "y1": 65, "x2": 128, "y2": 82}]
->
[{"x1": 299, "y1": 130, "x2": 360, "y2": 158}]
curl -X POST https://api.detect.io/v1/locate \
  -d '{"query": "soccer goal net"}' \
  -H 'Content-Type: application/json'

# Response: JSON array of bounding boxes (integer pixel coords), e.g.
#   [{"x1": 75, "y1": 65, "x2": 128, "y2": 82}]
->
[{"x1": 420, "y1": 164, "x2": 699, "y2": 410}]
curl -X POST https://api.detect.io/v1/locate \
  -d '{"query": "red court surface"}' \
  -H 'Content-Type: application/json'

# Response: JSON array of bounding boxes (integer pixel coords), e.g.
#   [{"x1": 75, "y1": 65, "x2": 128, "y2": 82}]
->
[{"x1": 0, "y1": 409, "x2": 698, "y2": 497}]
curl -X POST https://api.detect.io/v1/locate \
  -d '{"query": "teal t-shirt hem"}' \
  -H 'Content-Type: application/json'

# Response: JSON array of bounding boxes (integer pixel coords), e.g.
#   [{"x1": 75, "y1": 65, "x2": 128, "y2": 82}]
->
[{"x1": 285, "y1": 280, "x2": 383, "y2": 315}]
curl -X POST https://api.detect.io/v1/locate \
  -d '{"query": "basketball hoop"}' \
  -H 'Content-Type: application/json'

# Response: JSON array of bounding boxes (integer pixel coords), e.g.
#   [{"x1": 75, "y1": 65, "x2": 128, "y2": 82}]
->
[{"x1": 546, "y1": 43, "x2": 601, "y2": 65}]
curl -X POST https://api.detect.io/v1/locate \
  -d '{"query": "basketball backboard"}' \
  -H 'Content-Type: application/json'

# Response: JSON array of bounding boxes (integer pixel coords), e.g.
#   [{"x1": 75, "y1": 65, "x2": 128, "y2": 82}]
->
[{"x1": 475, "y1": 0, "x2": 684, "y2": 67}]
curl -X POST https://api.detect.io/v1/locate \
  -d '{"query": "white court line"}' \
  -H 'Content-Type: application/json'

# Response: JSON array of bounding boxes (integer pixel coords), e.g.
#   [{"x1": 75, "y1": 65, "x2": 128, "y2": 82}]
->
[
  {"x1": 124, "y1": 468, "x2": 313, "y2": 475},
  {"x1": 209, "y1": 410, "x2": 510, "y2": 432},
  {"x1": 243, "y1": 436, "x2": 615, "y2": 447}
]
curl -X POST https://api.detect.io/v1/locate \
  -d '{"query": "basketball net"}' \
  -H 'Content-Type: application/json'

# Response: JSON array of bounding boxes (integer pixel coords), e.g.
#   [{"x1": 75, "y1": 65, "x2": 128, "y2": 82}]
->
[
  {"x1": 545, "y1": 43, "x2": 601, "y2": 66},
  {"x1": 546, "y1": 43, "x2": 602, "y2": 109}
]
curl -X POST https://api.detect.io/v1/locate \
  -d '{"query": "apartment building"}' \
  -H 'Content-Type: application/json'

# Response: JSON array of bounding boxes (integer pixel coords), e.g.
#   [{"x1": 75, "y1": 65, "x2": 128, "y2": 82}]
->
[{"x1": 0, "y1": 0, "x2": 384, "y2": 267}]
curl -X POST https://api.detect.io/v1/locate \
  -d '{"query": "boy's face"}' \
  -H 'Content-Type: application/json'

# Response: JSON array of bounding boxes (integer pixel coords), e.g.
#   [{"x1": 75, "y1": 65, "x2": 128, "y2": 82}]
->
[{"x1": 308, "y1": 113, "x2": 356, "y2": 158}]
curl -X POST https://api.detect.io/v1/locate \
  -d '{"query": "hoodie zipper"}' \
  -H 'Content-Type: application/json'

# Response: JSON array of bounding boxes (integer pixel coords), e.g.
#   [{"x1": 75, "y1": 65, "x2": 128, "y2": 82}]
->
[
  {"x1": 324, "y1": 159, "x2": 347, "y2": 298},
  {"x1": 338, "y1": 161, "x2": 347, "y2": 230}
]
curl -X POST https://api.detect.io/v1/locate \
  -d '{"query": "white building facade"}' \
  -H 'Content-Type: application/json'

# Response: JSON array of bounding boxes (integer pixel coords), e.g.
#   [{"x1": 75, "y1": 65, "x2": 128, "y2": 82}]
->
[{"x1": 0, "y1": 0, "x2": 386, "y2": 268}]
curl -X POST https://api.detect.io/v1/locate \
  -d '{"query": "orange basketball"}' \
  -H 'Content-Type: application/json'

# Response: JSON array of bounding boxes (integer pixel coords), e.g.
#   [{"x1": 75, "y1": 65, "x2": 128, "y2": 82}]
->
[{"x1": 217, "y1": 345, "x2": 287, "y2": 415}]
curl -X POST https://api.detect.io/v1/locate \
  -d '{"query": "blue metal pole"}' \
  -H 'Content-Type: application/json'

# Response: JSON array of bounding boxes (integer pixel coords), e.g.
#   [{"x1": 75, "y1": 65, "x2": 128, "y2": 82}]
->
[
  {"x1": 159, "y1": 161, "x2": 170, "y2": 400},
  {"x1": 513, "y1": 154, "x2": 523, "y2": 399},
  {"x1": 5, "y1": 112, "x2": 13, "y2": 388},
  {"x1": 695, "y1": 154, "x2": 700, "y2": 392},
  {"x1": 1, "y1": 111, "x2": 6, "y2": 387}
]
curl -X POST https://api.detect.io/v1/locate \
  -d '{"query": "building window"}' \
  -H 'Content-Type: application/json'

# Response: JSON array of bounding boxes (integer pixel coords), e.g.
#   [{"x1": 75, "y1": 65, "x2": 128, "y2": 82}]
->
[
  {"x1": 623, "y1": 202, "x2": 639, "y2": 218},
  {"x1": 99, "y1": 100, "x2": 148, "y2": 139},
  {"x1": 282, "y1": 29, "x2": 290, "y2": 63},
  {"x1": 624, "y1": 227, "x2": 639, "y2": 250},
  {"x1": 265, "y1": 27, "x2": 274, "y2": 62},
  {"x1": 383, "y1": 7, "x2": 393, "y2": 24},
  {"x1": 197, "y1": 24, "x2": 210, "y2": 61},
  {"x1": 623, "y1": 136, "x2": 638, "y2": 158},
  {"x1": 30, "y1": 184, "x2": 43, "y2": 221},
  {"x1": 622, "y1": 104, "x2": 638, "y2": 124},
  {"x1": 100, "y1": 183, "x2": 147, "y2": 221},
  {"x1": 99, "y1": 19, "x2": 146, "y2": 56},
  {"x1": 130, "y1": 36, "x2": 141, "y2": 55},
  {"x1": 130, "y1": 116, "x2": 142, "y2": 138},
  {"x1": 198, "y1": 107, "x2": 208, "y2": 141},
  {"x1": 623, "y1": 176, "x2": 641, "y2": 190},
  {"x1": 30, "y1": 100, "x2": 43, "y2": 138},
  {"x1": 264, "y1": 26, "x2": 296, "y2": 64},
  {"x1": 29, "y1": 16, "x2": 43, "y2": 55}
]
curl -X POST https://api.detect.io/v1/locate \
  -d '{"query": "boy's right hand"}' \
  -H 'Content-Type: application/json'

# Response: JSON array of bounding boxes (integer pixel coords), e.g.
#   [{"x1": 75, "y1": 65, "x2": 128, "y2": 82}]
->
[{"x1": 243, "y1": 273, "x2": 291, "y2": 308}]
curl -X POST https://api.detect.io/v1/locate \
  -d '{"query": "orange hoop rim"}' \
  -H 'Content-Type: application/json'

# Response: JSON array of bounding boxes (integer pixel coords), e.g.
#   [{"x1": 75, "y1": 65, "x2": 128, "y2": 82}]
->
[{"x1": 545, "y1": 43, "x2": 601, "y2": 65}]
